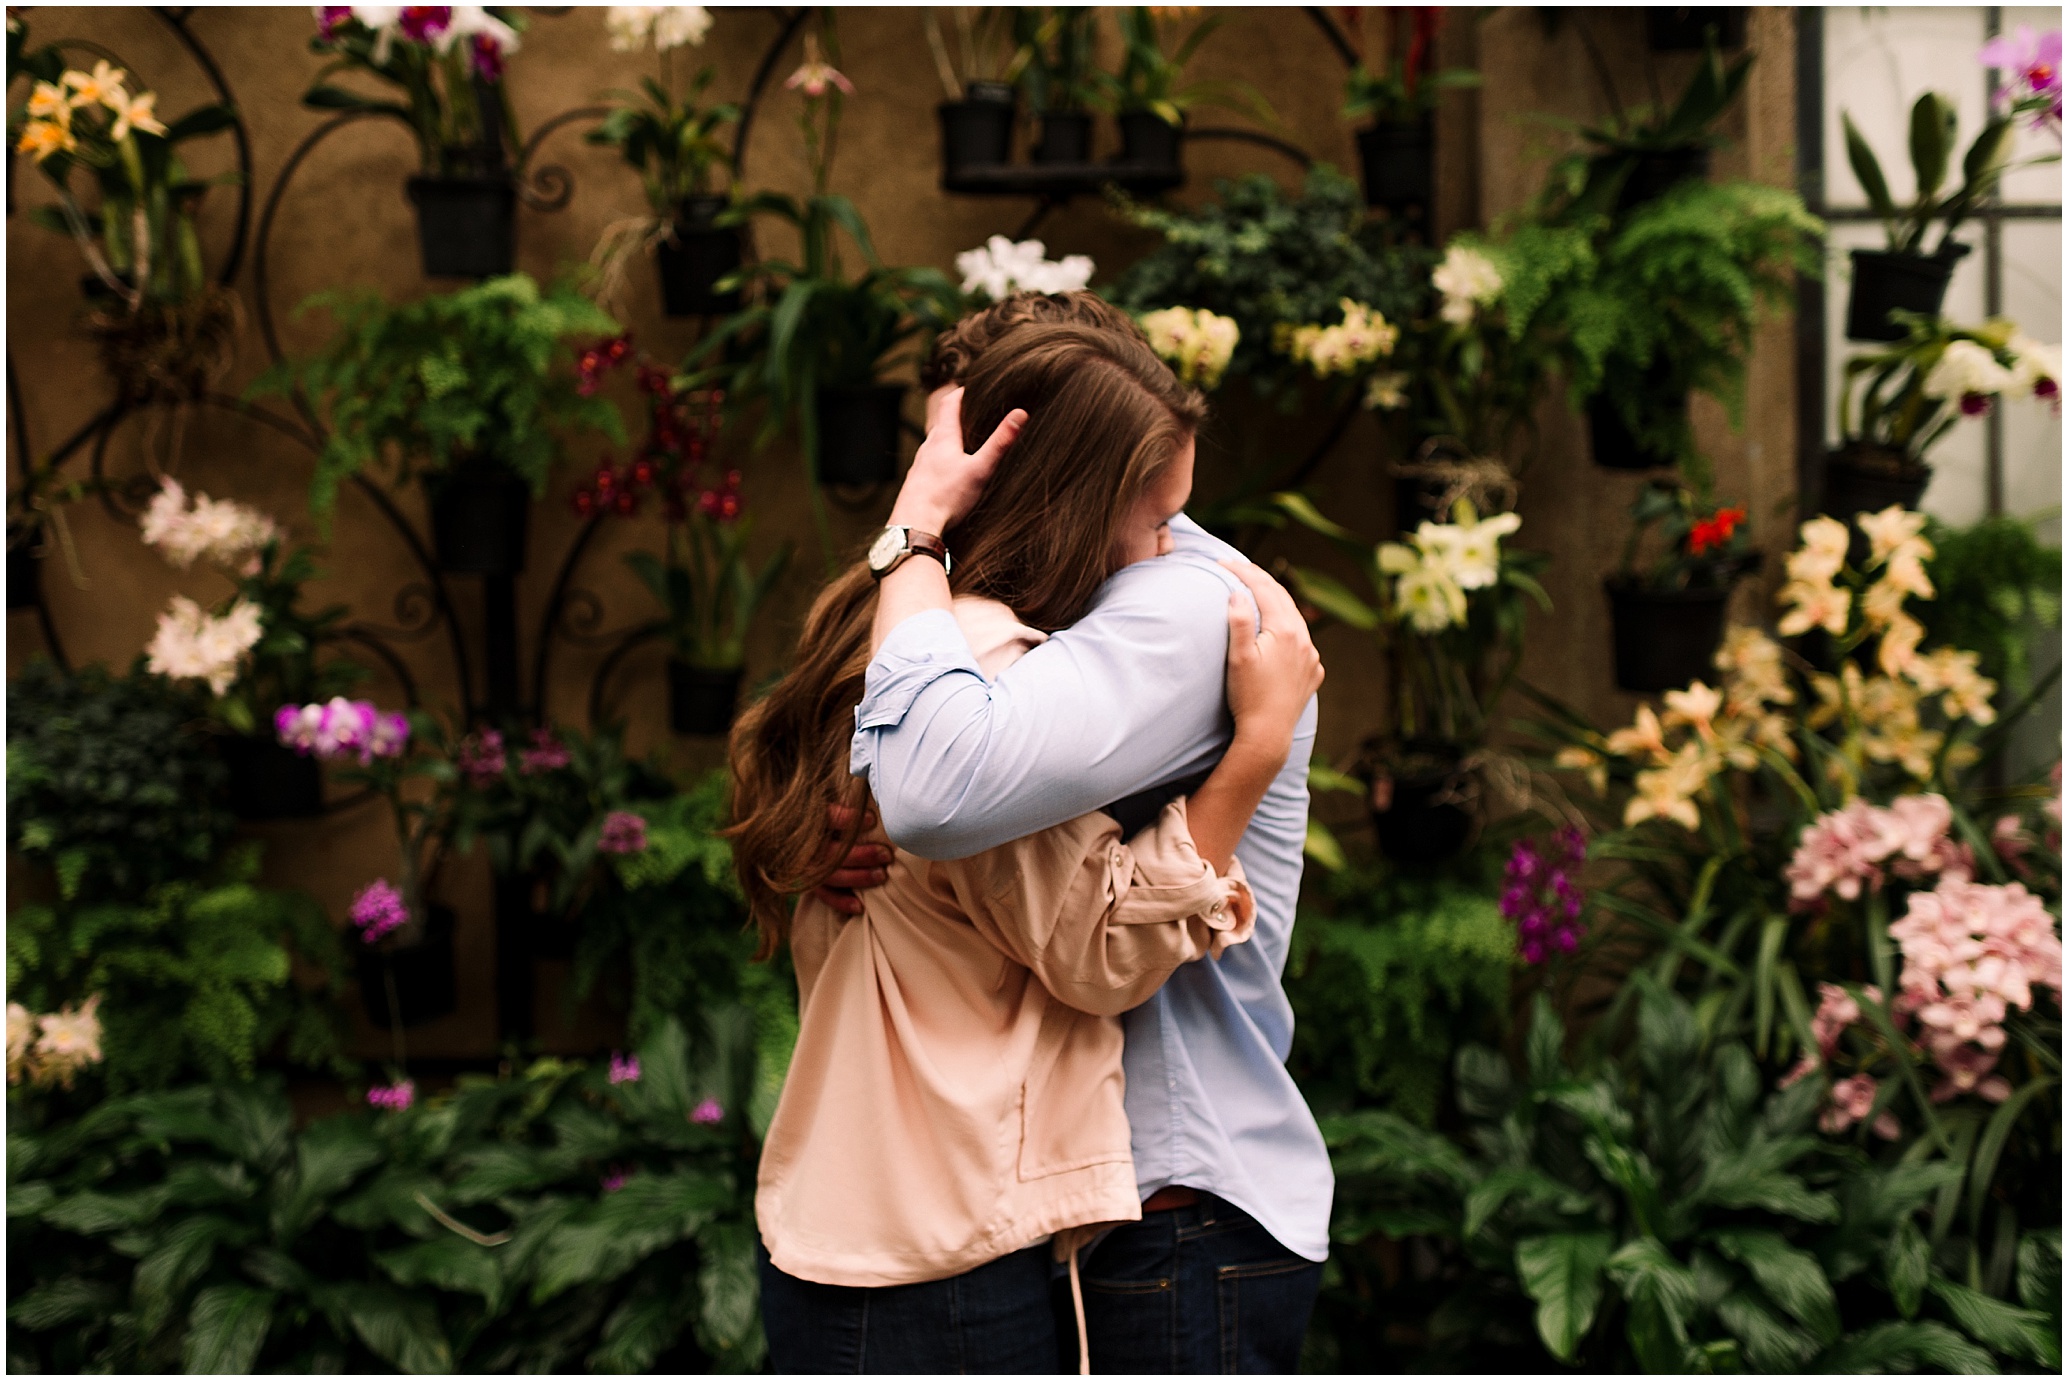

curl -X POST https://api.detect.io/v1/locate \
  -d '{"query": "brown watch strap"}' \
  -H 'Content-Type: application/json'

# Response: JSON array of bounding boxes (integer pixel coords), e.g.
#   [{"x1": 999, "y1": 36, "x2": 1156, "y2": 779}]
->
[{"x1": 904, "y1": 530, "x2": 949, "y2": 570}]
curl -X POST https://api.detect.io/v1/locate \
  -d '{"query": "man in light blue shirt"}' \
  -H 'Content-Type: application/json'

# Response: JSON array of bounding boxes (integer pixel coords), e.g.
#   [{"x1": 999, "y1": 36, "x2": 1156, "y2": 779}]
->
[{"x1": 844, "y1": 294, "x2": 1332, "y2": 1373}]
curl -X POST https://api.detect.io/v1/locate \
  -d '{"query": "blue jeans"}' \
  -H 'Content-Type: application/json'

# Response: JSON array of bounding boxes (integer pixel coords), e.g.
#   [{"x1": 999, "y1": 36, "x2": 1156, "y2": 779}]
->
[
  {"x1": 1072, "y1": 1193, "x2": 1323, "y2": 1373},
  {"x1": 759, "y1": 1241, "x2": 1059, "y2": 1374}
]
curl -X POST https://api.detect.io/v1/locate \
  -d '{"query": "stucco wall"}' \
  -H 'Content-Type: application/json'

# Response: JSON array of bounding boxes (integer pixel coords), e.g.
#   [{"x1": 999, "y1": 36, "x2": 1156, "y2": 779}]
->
[{"x1": 5, "y1": 7, "x2": 1801, "y2": 1059}]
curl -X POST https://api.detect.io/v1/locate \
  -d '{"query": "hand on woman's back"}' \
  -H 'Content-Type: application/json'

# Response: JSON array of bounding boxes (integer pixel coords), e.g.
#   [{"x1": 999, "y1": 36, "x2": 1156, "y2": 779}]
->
[{"x1": 1220, "y1": 560, "x2": 1324, "y2": 756}]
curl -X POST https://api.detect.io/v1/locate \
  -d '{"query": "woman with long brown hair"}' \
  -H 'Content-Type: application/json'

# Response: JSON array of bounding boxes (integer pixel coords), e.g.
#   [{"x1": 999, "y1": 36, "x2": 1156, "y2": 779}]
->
[{"x1": 729, "y1": 320, "x2": 1323, "y2": 1373}]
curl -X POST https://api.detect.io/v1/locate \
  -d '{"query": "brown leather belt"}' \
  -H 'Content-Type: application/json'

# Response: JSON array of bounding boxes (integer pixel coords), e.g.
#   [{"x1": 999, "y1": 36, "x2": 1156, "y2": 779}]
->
[{"x1": 1141, "y1": 1185, "x2": 1200, "y2": 1213}]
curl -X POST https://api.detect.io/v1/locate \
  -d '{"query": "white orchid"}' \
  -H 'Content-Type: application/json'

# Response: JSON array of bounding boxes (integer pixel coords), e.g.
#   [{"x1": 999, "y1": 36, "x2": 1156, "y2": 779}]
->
[
  {"x1": 1922, "y1": 339, "x2": 2017, "y2": 405},
  {"x1": 954, "y1": 235, "x2": 1095, "y2": 301},
  {"x1": 145, "y1": 596, "x2": 264, "y2": 696},
  {"x1": 607, "y1": 5, "x2": 711, "y2": 52},
  {"x1": 1446, "y1": 509, "x2": 1521, "y2": 590},
  {"x1": 1433, "y1": 243, "x2": 1503, "y2": 326}
]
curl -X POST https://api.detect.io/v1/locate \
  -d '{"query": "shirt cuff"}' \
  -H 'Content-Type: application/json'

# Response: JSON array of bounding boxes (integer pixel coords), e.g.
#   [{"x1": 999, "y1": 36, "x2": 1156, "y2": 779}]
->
[{"x1": 849, "y1": 608, "x2": 987, "y2": 773}]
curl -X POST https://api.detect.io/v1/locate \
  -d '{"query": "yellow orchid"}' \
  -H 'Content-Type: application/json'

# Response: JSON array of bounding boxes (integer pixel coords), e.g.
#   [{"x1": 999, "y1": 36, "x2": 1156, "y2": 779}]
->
[
  {"x1": 1605, "y1": 703, "x2": 1671, "y2": 763},
  {"x1": 62, "y1": 60, "x2": 128, "y2": 110},
  {"x1": 1875, "y1": 613, "x2": 1926, "y2": 677},
  {"x1": 1777, "y1": 579, "x2": 1851, "y2": 637},
  {"x1": 1625, "y1": 743, "x2": 1710, "y2": 831},
  {"x1": 15, "y1": 118, "x2": 75, "y2": 162},
  {"x1": 107, "y1": 88, "x2": 165, "y2": 140},
  {"x1": 1788, "y1": 516, "x2": 1850, "y2": 584},
  {"x1": 25, "y1": 80, "x2": 70, "y2": 123},
  {"x1": 1856, "y1": 505, "x2": 1931, "y2": 566},
  {"x1": 1555, "y1": 744, "x2": 1609, "y2": 796},
  {"x1": 1662, "y1": 680, "x2": 1723, "y2": 742}
]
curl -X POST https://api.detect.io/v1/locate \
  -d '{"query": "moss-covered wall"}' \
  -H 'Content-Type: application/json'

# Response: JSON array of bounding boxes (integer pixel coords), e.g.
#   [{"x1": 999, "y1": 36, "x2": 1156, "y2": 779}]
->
[{"x1": 5, "y1": 7, "x2": 1801, "y2": 1059}]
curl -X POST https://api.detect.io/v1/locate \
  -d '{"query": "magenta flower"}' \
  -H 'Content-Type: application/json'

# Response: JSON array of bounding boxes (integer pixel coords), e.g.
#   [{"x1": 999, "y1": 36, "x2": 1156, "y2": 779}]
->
[
  {"x1": 368, "y1": 711, "x2": 410, "y2": 759},
  {"x1": 457, "y1": 729, "x2": 507, "y2": 784},
  {"x1": 350, "y1": 879, "x2": 409, "y2": 944},
  {"x1": 1499, "y1": 827, "x2": 1587, "y2": 964},
  {"x1": 608, "y1": 1052, "x2": 641, "y2": 1085},
  {"x1": 276, "y1": 702, "x2": 325, "y2": 755},
  {"x1": 367, "y1": 1079, "x2": 415, "y2": 1111},
  {"x1": 601, "y1": 1165, "x2": 633, "y2": 1193},
  {"x1": 598, "y1": 811, "x2": 649, "y2": 855},
  {"x1": 276, "y1": 699, "x2": 408, "y2": 764},
  {"x1": 316, "y1": 6, "x2": 354, "y2": 40},
  {"x1": 470, "y1": 33, "x2": 504, "y2": 80},
  {"x1": 397, "y1": 6, "x2": 452, "y2": 45},
  {"x1": 691, "y1": 1098, "x2": 724, "y2": 1125},
  {"x1": 520, "y1": 728, "x2": 571, "y2": 774},
  {"x1": 1980, "y1": 25, "x2": 2062, "y2": 130}
]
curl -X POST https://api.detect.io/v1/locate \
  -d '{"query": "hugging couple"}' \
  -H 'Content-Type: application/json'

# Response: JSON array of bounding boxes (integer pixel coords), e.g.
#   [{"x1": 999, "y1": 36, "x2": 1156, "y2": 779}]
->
[{"x1": 728, "y1": 292, "x2": 1333, "y2": 1374}]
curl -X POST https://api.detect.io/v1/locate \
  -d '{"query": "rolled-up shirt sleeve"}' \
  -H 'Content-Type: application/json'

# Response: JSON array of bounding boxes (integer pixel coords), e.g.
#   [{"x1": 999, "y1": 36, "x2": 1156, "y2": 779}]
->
[{"x1": 850, "y1": 555, "x2": 1243, "y2": 860}]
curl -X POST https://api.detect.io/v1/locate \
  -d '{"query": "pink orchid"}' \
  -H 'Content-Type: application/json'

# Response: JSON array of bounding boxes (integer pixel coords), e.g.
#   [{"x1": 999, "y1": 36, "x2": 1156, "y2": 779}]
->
[{"x1": 1981, "y1": 25, "x2": 2062, "y2": 130}]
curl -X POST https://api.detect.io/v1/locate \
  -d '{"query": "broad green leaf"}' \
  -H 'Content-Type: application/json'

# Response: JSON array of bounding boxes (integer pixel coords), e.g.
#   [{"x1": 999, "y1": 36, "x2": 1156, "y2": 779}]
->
[
  {"x1": 2016, "y1": 1229, "x2": 2060, "y2": 1316},
  {"x1": 375, "y1": 1237, "x2": 505, "y2": 1310},
  {"x1": 321, "y1": 1282, "x2": 453, "y2": 1375},
  {"x1": 182, "y1": 1284, "x2": 275, "y2": 1374},
  {"x1": 1524, "y1": 996, "x2": 1567, "y2": 1089},
  {"x1": 1464, "y1": 1166, "x2": 1586, "y2": 1239},
  {"x1": 1710, "y1": 1228, "x2": 1840, "y2": 1343},
  {"x1": 1608, "y1": 1237, "x2": 1699, "y2": 1371},
  {"x1": 1303, "y1": 819, "x2": 1347, "y2": 873},
  {"x1": 529, "y1": 1172, "x2": 733, "y2": 1302},
  {"x1": 1929, "y1": 1275, "x2": 2053, "y2": 1364},
  {"x1": 696, "y1": 1219, "x2": 762, "y2": 1356},
  {"x1": 135, "y1": 1213, "x2": 253, "y2": 1337},
  {"x1": 1968, "y1": 1077, "x2": 2055, "y2": 1230},
  {"x1": 1285, "y1": 566, "x2": 1379, "y2": 631},
  {"x1": 1715, "y1": 1285, "x2": 1817, "y2": 1371},
  {"x1": 1908, "y1": 92, "x2": 1956, "y2": 200},
  {"x1": 1816, "y1": 1320, "x2": 1995, "y2": 1374},
  {"x1": 1269, "y1": 491, "x2": 1358, "y2": 542},
  {"x1": 8, "y1": 1276, "x2": 118, "y2": 1331},
  {"x1": 1842, "y1": 112, "x2": 1898, "y2": 225},
  {"x1": 1884, "y1": 1218, "x2": 1930, "y2": 1319},
  {"x1": 589, "y1": 1269, "x2": 694, "y2": 1374},
  {"x1": 1515, "y1": 1231, "x2": 1612, "y2": 1362}
]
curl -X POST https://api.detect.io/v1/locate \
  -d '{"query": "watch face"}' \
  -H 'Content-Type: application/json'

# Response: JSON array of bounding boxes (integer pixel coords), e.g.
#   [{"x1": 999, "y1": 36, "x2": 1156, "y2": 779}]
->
[{"x1": 867, "y1": 526, "x2": 907, "y2": 572}]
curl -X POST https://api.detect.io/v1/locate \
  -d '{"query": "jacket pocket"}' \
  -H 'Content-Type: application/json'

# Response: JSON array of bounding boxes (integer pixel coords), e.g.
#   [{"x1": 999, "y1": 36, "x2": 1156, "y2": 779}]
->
[{"x1": 1016, "y1": 1016, "x2": 1131, "y2": 1181}]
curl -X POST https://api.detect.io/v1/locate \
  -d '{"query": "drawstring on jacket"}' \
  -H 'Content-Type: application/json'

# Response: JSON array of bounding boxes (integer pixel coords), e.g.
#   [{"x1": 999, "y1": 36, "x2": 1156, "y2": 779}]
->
[{"x1": 1068, "y1": 1243, "x2": 1089, "y2": 1375}]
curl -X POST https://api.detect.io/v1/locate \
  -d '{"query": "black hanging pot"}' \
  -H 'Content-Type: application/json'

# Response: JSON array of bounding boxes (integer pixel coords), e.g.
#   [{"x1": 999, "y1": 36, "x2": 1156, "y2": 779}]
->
[
  {"x1": 428, "y1": 461, "x2": 531, "y2": 575},
  {"x1": 220, "y1": 735, "x2": 325, "y2": 820},
  {"x1": 1645, "y1": 7, "x2": 1747, "y2": 50},
  {"x1": 7, "y1": 532, "x2": 39, "y2": 611},
  {"x1": 1032, "y1": 111, "x2": 1094, "y2": 164},
  {"x1": 358, "y1": 904, "x2": 459, "y2": 1029},
  {"x1": 1368, "y1": 749, "x2": 1476, "y2": 865},
  {"x1": 406, "y1": 172, "x2": 516, "y2": 280},
  {"x1": 1606, "y1": 579, "x2": 1734, "y2": 694},
  {"x1": 1356, "y1": 117, "x2": 1435, "y2": 223},
  {"x1": 669, "y1": 659, "x2": 744, "y2": 736},
  {"x1": 1845, "y1": 245, "x2": 1970, "y2": 342},
  {"x1": 1117, "y1": 111, "x2": 1183, "y2": 171},
  {"x1": 1589, "y1": 386, "x2": 1687, "y2": 470},
  {"x1": 1615, "y1": 146, "x2": 1711, "y2": 213},
  {"x1": 814, "y1": 385, "x2": 907, "y2": 486},
  {"x1": 939, "y1": 81, "x2": 1016, "y2": 183},
  {"x1": 1821, "y1": 443, "x2": 1931, "y2": 521},
  {"x1": 657, "y1": 194, "x2": 743, "y2": 317}
]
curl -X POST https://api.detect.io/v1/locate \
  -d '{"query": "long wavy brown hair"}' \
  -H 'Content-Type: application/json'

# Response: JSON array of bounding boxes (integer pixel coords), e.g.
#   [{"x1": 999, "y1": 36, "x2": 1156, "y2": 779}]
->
[{"x1": 727, "y1": 320, "x2": 1207, "y2": 956}]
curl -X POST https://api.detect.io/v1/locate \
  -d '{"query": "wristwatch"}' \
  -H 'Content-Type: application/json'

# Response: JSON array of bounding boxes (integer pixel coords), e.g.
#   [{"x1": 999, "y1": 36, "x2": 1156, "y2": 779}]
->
[{"x1": 867, "y1": 526, "x2": 952, "y2": 579}]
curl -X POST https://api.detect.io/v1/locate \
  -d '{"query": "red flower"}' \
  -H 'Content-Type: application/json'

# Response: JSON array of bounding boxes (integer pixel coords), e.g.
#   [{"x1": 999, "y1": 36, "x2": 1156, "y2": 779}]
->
[
  {"x1": 470, "y1": 34, "x2": 504, "y2": 81},
  {"x1": 593, "y1": 464, "x2": 616, "y2": 494},
  {"x1": 571, "y1": 488, "x2": 597, "y2": 516},
  {"x1": 398, "y1": 6, "x2": 452, "y2": 44},
  {"x1": 316, "y1": 6, "x2": 354, "y2": 39},
  {"x1": 612, "y1": 490, "x2": 638, "y2": 516},
  {"x1": 1687, "y1": 505, "x2": 1746, "y2": 556},
  {"x1": 606, "y1": 334, "x2": 633, "y2": 363},
  {"x1": 629, "y1": 458, "x2": 657, "y2": 491}
]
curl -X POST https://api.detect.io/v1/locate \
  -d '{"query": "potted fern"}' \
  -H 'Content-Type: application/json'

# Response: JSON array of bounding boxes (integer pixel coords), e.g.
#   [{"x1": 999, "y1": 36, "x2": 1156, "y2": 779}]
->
[
  {"x1": 1340, "y1": 8, "x2": 1479, "y2": 225},
  {"x1": 258, "y1": 274, "x2": 622, "y2": 575},
  {"x1": 589, "y1": 6, "x2": 741, "y2": 317},
  {"x1": 1838, "y1": 91, "x2": 2019, "y2": 341},
  {"x1": 305, "y1": 6, "x2": 525, "y2": 279}
]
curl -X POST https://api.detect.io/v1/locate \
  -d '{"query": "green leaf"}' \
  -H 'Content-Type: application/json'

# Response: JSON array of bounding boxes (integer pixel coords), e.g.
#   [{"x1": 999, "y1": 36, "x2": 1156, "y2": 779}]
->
[
  {"x1": 1710, "y1": 1228, "x2": 1840, "y2": 1343},
  {"x1": 529, "y1": 1172, "x2": 733, "y2": 1302},
  {"x1": 320, "y1": 1282, "x2": 453, "y2": 1375},
  {"x1": 1908, "y1": 92, "x2": 1956, "y2": 201},
  {"x1": 182, "y1": 1284, "x2": 275, "y2": 1374},
  {"x1": 1716, "y1": 1285, "x2": 1817, "y2": 1371},
  {"x1": 1269, "y1": 491, "x2": 1359, "y2": 542},
  {"x1": 1524, "y1": 995, "x2": 1566, "y2": 1089},
  {"x1": 2015, "y1": 1229, "x2": 2060, "y2": 1316},
  {"x1": 375, "y1": 1237, "x2": 505, "y2": 1310},
  {"x1": 1817, "y1": 1320, "x2": 1996, "y2": 1374},
  {"x1": 1843, "y1": 112, "x2": 1898, "y2": 226},
  {"x1": 1285, "y1": 566, "x2": 1378, "y2": 631},
  {"x1": 1968, "y1": 1077, "x2": 2054, "y2": 1231},
  {"x1": 8, "y1": 1276, "x2": 119, "y2": 1332},
  {"x1": 135, "y1": 1213, "x2": 252, "y2": 1337},
  {"x1": 1303, "y1": 819, "x2": 1347, "y2": 873},
  {"x1": 1930, "y1": 1275, "x2": 2053, "y2": 1364},
  {"x1": 1608, "y1": 1237, "x2": 1700, "y2": 1372},
  {"x1": 1515, "y1": 1231, "x2": 1612, "y2": 1362},
  {"x1": 696, "y1": 1219, "x2": 762, "y2": 1357},
  {"x1": 1884, "y1": 1218, "x2": 1930, "y2": 1319}
]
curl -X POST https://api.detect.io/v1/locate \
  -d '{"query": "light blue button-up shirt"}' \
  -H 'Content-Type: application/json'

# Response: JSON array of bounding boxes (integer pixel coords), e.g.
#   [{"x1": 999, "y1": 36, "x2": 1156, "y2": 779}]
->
[{"x1": 847, "y1": 516, "x2": 1333, "y2": 1263}]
